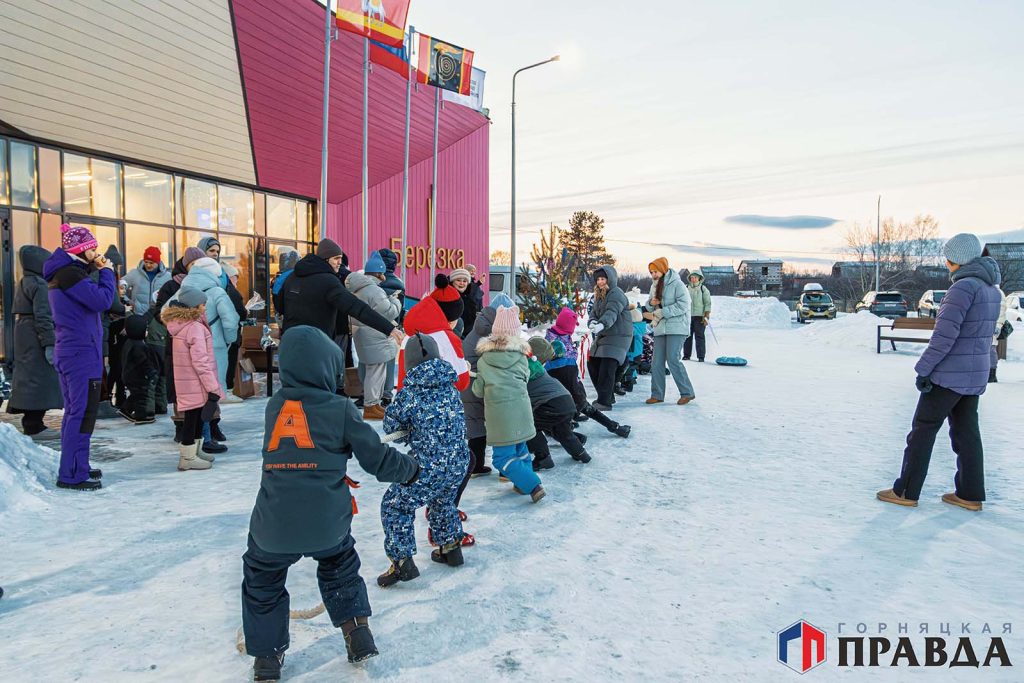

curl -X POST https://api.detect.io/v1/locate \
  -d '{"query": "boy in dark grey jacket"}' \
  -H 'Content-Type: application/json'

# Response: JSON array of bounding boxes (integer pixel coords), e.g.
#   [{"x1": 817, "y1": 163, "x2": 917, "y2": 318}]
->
[{"x1": 242, "y1": 325, "x2": 419, "y2": 682}]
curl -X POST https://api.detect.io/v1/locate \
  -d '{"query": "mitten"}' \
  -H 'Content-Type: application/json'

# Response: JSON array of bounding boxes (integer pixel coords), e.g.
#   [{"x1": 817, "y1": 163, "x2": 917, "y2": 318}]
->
[
  {"x1": 915, "y1": 376, "x2": 933, "y2": 393},
  {"x1": 201, "y1": 392, "x2": 220, "y2": 422}
]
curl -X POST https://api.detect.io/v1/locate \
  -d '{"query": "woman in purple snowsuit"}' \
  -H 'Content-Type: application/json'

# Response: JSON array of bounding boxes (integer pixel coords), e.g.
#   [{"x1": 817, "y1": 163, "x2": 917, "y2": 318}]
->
[{"x1": 44, "y1": 225, "x2": 117, "y2": 490}]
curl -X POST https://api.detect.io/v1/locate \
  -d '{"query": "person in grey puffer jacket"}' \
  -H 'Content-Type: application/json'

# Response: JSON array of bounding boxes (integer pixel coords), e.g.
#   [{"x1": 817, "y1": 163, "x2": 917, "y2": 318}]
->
[
  {"x1": 586, "y1": 265, "x2": 632, "y2": 410},
  {"x1": 347, "y1": 252, "x2": 402, "y2": 420},
  {"x1": 122, "y1": 246, "x2": 173, "y2": 412},
  {"x1": 643, "y1": 258, "x2": 695, "y2": 405},
  {"x1": 878, "y1": 233, "x2": 1002, "y2": 512}
]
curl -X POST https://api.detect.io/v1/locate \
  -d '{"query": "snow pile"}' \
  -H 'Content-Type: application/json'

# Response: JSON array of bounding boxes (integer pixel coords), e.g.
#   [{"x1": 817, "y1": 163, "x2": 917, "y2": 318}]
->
[
  {"x1": 798, "y1": 310, "x2": 888, "y2": 350},
  {"x1": 710, "y1": 295, "x2": 792, "y2": 329},
  {"x1": 0, "y1": 423, "x2": 57, "y2": 514}
]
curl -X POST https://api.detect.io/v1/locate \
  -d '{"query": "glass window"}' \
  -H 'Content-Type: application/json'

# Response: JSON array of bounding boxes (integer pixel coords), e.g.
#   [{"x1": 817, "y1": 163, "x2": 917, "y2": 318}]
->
[
  {"x1": 217, "y1": 234, "x2": 253, "y2": 304},
  {"x1": 0, "y1": 139, "x2": 9, "y2": 204},
  {"x1": 218, "y1": 184, "x2": 254, "y2": 234},
  {"x1": 125, "y1": 224, "x2": 174, "y2": 275},
  {"x1": 10, "y1": 141, "x2": 37, "y2": 208},
  {"x1": 266, "y1": 195, "x2": 296, "y2": 240},
  {"x1": 181, "y1": 178, "x2": 216, "y2": 229},
  {"x1": 12, "y1": 210, "x2": 38, "y2": 281},
  {"x1": 253, "y1": 192, "x2": 266, "y2": 236},
  {"x1": 63, "y1": 154, "x2": 121, "y2": 218},
  {"x1": 296, "y1": 202, "x2": 310, "y2": 242},
  {"x1": 60, "y1": 220, "x2": 121, "y2": 275},
  {"x1": 268, "y1": 242, "x2": 298, "y2": 318},
  {"x1": 38, "y1": 147, "x2": 61, "y2": 212},
  {"x1": 176, "y1": 229, "x2": 214, "y2": 262},
  {"x1": 124, "y1": 165, "x2": 172, "y2": 224},
  {"x1": 40, "y1": 212, "x2": 63, "y2": 252}
]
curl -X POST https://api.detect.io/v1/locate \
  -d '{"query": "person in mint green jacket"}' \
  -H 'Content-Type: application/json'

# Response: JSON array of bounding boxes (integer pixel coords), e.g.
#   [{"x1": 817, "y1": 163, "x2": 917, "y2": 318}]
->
[
  {"x1": 684, "y1": 270, "x2": 712, "y2": 361},
  {"x1": 643, "y1": 258, "x2": 695, "y2": 404}
]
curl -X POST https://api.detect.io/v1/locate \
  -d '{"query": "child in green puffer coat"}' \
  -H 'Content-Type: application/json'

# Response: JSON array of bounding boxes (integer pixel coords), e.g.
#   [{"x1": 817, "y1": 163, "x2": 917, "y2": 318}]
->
[{"x1": 472, "y1": 306, "x2": 544, "y2": 503}]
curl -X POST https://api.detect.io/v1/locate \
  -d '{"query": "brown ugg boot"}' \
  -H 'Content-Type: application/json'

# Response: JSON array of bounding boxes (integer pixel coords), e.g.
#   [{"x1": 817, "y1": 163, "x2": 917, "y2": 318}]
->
[
  {"x1": 363, "y1": 405, "x2": 386, "y2": 421},
  {"x1": 877, "y1": 488, "x2": 916, "y2": 507},
  {"x1": 677, "y1": 397, "x2": 694, "y2": 405},
  {"x1": 942, "y1": 493, "x2": 982, "y2": 511},
  {"x1": 645, "y1": 398, "x2": 663, "y2": 404}
]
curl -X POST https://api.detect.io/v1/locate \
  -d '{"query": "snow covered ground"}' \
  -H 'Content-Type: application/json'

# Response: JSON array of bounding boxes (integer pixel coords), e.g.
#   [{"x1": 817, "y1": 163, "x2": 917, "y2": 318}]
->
[{"x1": 2, "y1": 307, "x2": 1022, "y2": 681}]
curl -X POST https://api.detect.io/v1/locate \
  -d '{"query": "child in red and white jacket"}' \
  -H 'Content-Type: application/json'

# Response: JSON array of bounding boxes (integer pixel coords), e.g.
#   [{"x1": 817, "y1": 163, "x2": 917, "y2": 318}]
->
[{"x1": 397, "y1": 274, "x2": 470, "y2": 391}]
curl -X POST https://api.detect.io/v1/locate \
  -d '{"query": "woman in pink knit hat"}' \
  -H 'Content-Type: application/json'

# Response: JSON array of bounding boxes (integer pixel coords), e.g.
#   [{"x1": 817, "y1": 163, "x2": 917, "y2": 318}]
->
[{"x1": 42, "y1": 225, "x2": 117, "y2": 490}]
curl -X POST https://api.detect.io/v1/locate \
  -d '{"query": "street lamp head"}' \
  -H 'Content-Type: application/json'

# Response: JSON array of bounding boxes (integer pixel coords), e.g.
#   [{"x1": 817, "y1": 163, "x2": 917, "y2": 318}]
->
[{"x1": 551, "y1": 55, "x2": 561, "y2": 62}]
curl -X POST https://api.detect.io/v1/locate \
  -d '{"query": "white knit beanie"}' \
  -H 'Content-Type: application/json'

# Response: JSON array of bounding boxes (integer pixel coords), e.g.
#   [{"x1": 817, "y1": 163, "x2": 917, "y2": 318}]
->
[{"x1": 942, "y1": 233, "x2": 983, "y2": 266}]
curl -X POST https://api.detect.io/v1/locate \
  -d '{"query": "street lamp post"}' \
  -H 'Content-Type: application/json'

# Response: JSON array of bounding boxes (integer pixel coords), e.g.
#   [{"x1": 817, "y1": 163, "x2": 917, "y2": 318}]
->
[
  {"x1": 510, "y1": 55, "x2": 559, "y2": 297},
  {"x1": 875, "y1": 194, "x2": 881, "y2": 292}
]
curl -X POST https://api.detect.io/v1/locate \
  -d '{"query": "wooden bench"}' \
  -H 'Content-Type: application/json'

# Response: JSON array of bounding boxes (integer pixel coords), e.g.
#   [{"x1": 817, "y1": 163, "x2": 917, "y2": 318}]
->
[{"x1": 877, "y1": 317, "x2": 935, "y2": 353}]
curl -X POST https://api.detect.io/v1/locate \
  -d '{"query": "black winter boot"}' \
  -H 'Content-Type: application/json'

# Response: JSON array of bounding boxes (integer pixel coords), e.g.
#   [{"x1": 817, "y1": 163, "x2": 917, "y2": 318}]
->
[
  {"x1": 572, "y1": 450, "x2": 592, "y2": 464},
  {"x1": 614, "y1": 424, "x2": 631, "y2": 438},
  {"x1": 989, "y1": 368, "x2": 998, "y2": 383},
  {"x1": 377, "y1": 558, "x2": 420, "y2": 587},
  {"x1": 173, "y1": 421, "x2": 183, "y2": 443},
  {"x1": 431, "y1": 540, "x2": 465, "y2": 567},
  {"x1": 253, "y1": 653, "x2": 284, "y2": 681},
  {"x1": 343, "y1": 618, "x2": 379, "y2": 663},
  {"x1": 532, "y1": 454, "x2": 555, "y2": 471},
  {"x1": 210, "y1": 419, "x2": 227, "y2": 442},
  {"x1": 202, "y1": 440, "x2": 228, "y2": 455},
  {"x1": 573, "y1": 432, "x2": 588, "y2": 446}
]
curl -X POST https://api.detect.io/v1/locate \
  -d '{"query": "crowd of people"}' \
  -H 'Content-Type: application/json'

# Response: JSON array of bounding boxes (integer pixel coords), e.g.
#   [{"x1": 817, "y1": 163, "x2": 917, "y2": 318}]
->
[{"x1": 0, "y1": 225, "x2": 1007, "y2": 680}]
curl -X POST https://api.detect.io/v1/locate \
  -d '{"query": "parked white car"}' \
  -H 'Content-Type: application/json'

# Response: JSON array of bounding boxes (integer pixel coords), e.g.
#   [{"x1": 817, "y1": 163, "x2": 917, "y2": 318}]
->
[
  {"x1": 917, "y1": 290, "x2": 947, "y2": 318},
  {"x1": 1006, "y1": 291, "x2": 1024, "y2": 324}
]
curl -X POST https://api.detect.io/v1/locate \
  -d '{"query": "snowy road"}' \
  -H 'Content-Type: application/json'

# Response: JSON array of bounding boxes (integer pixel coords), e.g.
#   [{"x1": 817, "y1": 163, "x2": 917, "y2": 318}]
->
[{"x1": 1, "y1": 317, "x2": 1022, "y2": 681}]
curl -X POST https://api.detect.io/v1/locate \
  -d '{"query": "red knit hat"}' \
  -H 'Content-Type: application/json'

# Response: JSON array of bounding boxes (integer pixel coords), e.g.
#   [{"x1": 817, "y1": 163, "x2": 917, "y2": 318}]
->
[
  {"x1": 429, "y1": 273, "x2": 464, "y2": 322},
  {"x1": 143, "y1": 246, "x2": 161, "y2": 263}
]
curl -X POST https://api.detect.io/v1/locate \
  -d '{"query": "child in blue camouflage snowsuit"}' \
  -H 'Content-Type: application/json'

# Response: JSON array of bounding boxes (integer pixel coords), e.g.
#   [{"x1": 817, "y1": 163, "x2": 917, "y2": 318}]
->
[{"x1": 377, "y1": 332, "x2": 470, "y2": 586}]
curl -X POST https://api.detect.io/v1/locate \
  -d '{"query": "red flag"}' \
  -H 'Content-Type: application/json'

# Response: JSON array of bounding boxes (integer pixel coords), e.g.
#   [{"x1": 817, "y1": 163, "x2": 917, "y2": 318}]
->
[
  {"x1": 369, "y1": 38, "x2": 410, "y2": 79},
  {"x1": 335, "y1": 0, "x2": 410, "y2": 48},
  {"x1": 416, "y1": 34, "x2": 474, "y2": 96}
]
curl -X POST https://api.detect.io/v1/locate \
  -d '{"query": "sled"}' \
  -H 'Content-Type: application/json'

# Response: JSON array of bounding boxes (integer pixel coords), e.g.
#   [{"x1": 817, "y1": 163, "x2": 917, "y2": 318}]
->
[{"x1": 715, "y1": 356, "x2": 748, "y2": 367}]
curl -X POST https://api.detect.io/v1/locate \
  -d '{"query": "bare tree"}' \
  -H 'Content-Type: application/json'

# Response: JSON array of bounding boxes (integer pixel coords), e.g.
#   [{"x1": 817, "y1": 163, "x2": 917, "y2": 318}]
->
[
  {"x1": 843, "y1": 214, "x2": 943, "y2": 297},
  {"x1": 489, "y1": 249, "x2": 511, "y2": 266}
]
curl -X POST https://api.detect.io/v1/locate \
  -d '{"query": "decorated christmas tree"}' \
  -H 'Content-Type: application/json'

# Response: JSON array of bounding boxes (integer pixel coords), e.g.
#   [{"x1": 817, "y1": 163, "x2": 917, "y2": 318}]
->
[{"x1": 518, "y1": 225, "x2": 586, "y2": 324}]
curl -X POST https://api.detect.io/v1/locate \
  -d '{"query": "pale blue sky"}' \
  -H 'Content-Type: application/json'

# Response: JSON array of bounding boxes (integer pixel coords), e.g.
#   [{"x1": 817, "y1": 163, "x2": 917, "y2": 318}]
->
[{"x1": 410, "y1": 0, "x2": 1024, "y2": 272}]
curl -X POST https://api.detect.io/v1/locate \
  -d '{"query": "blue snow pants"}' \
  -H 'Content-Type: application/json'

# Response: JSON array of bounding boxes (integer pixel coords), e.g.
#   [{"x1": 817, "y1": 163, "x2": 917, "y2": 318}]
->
[
  {"x1": 241, "y1": 533, "x2": 369, "y2": 657},
  {"x1": 57, "y1": 370, "x2": 101, "y2": 485},
  {"x1": 492, "y1": 442, "x2": 541, "y2": 494},
  {"x1": 381, "y1": 453, "x2": 468, "y2": 560}
]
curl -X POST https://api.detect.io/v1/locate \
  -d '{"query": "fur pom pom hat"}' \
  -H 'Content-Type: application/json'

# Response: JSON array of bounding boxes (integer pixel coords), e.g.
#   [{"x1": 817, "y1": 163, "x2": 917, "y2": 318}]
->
[{"x1": 429, "y1": 273, "x2": 464, "y2": 322}]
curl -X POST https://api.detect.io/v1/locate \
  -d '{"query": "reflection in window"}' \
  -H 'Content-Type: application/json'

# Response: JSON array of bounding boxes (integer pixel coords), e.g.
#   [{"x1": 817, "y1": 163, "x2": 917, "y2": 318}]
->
[
  {"x1": 0, "y1": 139, "x2": 8, "y2": 204},
  {"x1": 266, "y1": 195, "x2": 296, "y2": 240},
  {"x1": 125, "y1": 224, "x2": 174, "y2": 274},
  {"x1": 41, "y1": 212, "x2": 63, "y2": 252},
  {"x1": 10, "y1": 141, "x2": 37, "y2": 208},
  {"x1": 63, "y1": 154, "x2": 121, "y2": 218},
  {"x1": 125, "y1": 165, "x2": 172, "y2": 224},
  {"x1": 296, "y1": 202, "x2": 310, "y2": 242},
  {"x1": 218, "y1": 184, "x2": 254, "y2": 234},
  {"x1": 218, "y1": 234, "x2": 253, "y2": 302},
  {"x1": 12, "y1": 211, "x2": 37, "y2": 281},
  {"x1": 38, "y1": 147, "x2": 61, "y2": 212},
  {"x1": 182, "y1": 178, "x2": 216, "y2": 229},
  {"x1": 177, "y1": 230, "x2": 214, "y2": 263}
]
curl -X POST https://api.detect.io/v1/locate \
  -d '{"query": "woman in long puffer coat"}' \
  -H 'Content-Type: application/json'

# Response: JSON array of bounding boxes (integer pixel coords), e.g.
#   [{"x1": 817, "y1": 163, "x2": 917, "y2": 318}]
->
[
  {"x1": 643, "y1": 258, "x2": 696, "y2": 405},
  {"x1": 6, "y1": 246, "x2": 63, "y2": 435},
  {"x1": 586, "y1": 265, "x2": 632, "y2": 410}
]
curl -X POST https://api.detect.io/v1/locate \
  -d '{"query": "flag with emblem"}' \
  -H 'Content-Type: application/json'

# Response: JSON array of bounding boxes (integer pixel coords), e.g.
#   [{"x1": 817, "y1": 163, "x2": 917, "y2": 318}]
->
[
  {"x1": 335, "y1": 0, "x2": 410, "y2": 48},
  {"x1": 416, "y1": 33, "x2": 474, "y2": 95}
]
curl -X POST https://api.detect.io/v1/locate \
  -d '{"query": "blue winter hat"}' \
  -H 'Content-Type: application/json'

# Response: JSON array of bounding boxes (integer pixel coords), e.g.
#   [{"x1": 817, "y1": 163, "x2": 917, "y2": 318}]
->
[
  {"x1": 943, "y1": 233, "x2": 983, "y2": 266},
  {"x1": 364, "y1": 251, "x2": 386, "y2": 275},
  {"x1": 489, "y1": 292, "x2": 514, "y2": 309}
]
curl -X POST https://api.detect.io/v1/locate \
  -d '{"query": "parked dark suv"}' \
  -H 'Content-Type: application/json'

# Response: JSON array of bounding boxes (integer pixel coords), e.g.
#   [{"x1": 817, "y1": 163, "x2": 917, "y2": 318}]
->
[{"x1": 856, "y1": 291, "x2": 908, "y2": 318}]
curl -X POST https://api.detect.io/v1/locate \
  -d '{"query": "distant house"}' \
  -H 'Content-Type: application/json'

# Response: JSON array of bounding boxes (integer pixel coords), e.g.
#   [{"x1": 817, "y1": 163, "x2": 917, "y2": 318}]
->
[
  {"x1": 698, "y1": 265, "x2": 738, "y2": 291},
  {"x1": 831, "y1": 261, "x2": 876, "y2": 279},
  {"x1": 738, "y1": 259, "x2": 783, "y2": 293},
  {"x1": 914, "y1": 264, "x2": 949, "y2": 279},
  {"x1": 984, "y1": 242, "x2": 1024, "y2": 292}
]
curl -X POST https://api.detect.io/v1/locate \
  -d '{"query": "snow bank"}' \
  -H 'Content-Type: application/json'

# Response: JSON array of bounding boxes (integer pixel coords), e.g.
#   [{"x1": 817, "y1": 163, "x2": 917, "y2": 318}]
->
[
  {"x1": 797, "y1": 310, "x2": 889, "y2": 350},
  {"x1": 0, "y1": 423, "x2": 57, "y2": 514},
  {"x1": 710, "y1": 295, "x2": 792, "y2": 329}
]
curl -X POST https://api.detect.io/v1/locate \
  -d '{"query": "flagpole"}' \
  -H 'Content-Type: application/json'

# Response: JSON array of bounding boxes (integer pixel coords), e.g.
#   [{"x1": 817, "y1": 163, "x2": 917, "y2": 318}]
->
[
  {"x1": 400, "y1": 26, "x2": 414, "y2": 280},
  {"x1": 429, "y1": 87, "x2": 440, "y2": 284},
  {"x1": 318, "y1": 0, "x2": 335, "y2": 241},
  {"x1": 362, "y1": 36, "x2": 370, "y2": 265}
]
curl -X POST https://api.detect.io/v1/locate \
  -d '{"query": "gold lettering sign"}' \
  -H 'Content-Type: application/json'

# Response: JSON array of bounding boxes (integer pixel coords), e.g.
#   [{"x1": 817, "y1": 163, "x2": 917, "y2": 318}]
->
[{"x1": 389, "y1": 238, "x2": 466, "y2": 274}]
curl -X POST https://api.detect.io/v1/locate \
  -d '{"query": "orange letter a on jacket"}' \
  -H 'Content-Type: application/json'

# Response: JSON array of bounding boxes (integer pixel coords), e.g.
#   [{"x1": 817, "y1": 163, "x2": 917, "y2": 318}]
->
[{"x1": 267, "y1": 400, "x2": 315, "y2": 451}]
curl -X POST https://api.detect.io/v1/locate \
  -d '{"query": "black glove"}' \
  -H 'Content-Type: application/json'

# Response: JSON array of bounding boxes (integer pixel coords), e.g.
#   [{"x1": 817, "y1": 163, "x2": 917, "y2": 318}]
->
[
  {"x1": 403, "y1": 463, "x2": 420, "y2": 486},
  {"x1": 915, "y1": 376, "x2": 933, "y2": 393},
  {"x1": 201, "y1": 393, "x2": 220, "y2": 422}
]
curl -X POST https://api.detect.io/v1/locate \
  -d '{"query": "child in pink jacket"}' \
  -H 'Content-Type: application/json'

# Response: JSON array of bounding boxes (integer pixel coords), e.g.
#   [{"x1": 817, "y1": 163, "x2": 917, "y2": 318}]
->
[{"x1": 161, "y1": 287, "x2": 224, "y2": 471}]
